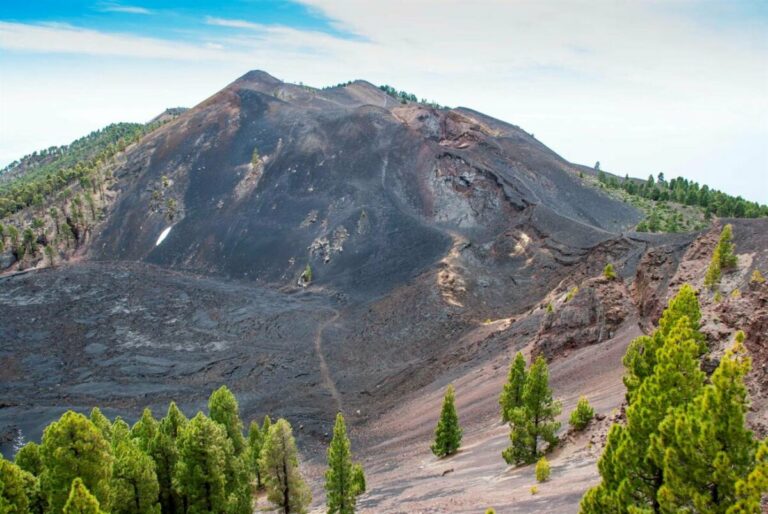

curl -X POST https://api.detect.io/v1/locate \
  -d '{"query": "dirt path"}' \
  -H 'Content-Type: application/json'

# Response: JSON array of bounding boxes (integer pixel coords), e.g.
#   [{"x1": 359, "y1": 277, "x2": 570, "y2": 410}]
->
[{"x1": 315, "y1": 309, "x2": 343, "y2": 413}]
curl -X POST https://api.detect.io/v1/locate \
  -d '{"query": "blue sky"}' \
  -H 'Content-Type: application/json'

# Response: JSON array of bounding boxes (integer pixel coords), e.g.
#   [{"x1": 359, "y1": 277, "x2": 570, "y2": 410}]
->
[{"x1": 1, "y1": 0, "x2": 766, "y2": 202}]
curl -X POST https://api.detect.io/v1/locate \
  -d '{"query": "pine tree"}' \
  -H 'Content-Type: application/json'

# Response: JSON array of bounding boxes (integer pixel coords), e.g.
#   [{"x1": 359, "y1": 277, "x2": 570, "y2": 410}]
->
[
  {"x1": 717, "y1": 224, "x2": 737, "y2": 269},
  {"x1": 581, "y1": 286, "x2": 707, "y2": 512},
  {"x1": 728, "y1": 439, "x2": 767, "y2": 513},
  {"x1": 208, "y1": 386, "x2": 246, "y2": 456},
  {"x1": 207, "y1": 387, "x2": 251, "y2": 514},
  {"x1": 63, "y1": 478, "x2": 104, "y2": 514},
  {"x1": 706, "y1": 225, "x2": 738, "y2": 289},
  {"x1": 130, "y1": 408, "x2": 158, "y2": 454},
  {"x1": 14, "y1": 442, "x2": 43, "y2": 476},
  {"x1": 503, "y1": 357, "x2": 561, "y2": 465},
  {"x1": 0, "y1": 457, "x2": 30, "y2": 514},
  {"x1": 151, "y1": 402, "x2": 187, "y2": 514},
  {"x1": 653, "y1": 332, "x2": 757, "y2": 512},
  {"x1": 111, "y1": 418, "x2": 132, "y2": 446},
  {"x1": 90, "y1": 407, "x2": 113, "y2": 442},
  {"x1": 111, "y1": 437, "x2": 161, "y2": 514},
  {"x1": 40, "y1": 411, "x2": 114, "y2": 513},
  {"x1": 173, "y1": 413, "x2": 231, "y2": 514},
  {"x1": 623, "y1": 284, "x2": 704, "y2": 402},
  {"x1": 260, "y1": 418, "x2": 312, "y2": 514},
  {"x1": 325, "y1": 413, "x2": 358, "y2": 514},
  {"x1": 705, "y1": 248, "x2": 723, "y2": 290},
  {"x1": 499, "y1": 352, "x2": 527, "y2": 423},
  {"x1": 245, "y1": 420, "x2": 265, "y2": 489},
  {"x1": 431, "y1": 384, "x2": 462, "y2": 457}
]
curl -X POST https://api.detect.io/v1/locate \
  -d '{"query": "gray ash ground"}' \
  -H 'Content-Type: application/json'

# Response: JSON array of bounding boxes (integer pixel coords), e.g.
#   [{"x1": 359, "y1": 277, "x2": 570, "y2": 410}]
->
[{"x1": 0, "y1": 261, "x2": 338, "y2": 455}]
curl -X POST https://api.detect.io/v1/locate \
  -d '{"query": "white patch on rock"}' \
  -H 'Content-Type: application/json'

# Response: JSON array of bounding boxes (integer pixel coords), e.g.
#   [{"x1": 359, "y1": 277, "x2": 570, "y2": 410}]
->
[{"x1": 156, "y1": 226, "x2": 173, "y2": 246}]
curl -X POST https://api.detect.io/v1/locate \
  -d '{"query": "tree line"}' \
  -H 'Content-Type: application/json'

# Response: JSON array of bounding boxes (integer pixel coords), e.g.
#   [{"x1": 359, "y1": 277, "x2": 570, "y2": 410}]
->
[
  {"x1": 0, "y1": 121, "x2": 165, "y2": 219},
  {"x1": 0, "y1": 387, "x2": 366, "y2": 514},
  {"x1": 597, "y1": 170, "x2": 768, "y2": 224}
]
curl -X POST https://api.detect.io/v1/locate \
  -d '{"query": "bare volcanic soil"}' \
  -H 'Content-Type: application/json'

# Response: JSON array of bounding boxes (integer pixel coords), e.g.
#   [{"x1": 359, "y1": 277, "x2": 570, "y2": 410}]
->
[{"x1": 2, "y1": 70, "x2": 767, "y2": 512}]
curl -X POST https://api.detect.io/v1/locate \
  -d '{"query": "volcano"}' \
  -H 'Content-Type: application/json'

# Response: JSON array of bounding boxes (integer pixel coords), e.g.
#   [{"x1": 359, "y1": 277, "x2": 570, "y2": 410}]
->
[{"x1": 2, "y1": 71, "x2": 766, "y2": 513}]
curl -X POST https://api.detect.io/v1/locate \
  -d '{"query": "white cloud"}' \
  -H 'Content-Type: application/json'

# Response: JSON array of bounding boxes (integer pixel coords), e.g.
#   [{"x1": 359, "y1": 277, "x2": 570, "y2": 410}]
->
[
  {"x1": 0, "y1": 1, "x2": 766, "y2": 201},
  {"x1": 0, "y1": 22, "x2": 229, "y2": 60},
  {"x1": 205, "y1": 16, "x2": 263, "y2": 30},
  {"x1": 98, "y1": 3, "x2": 152, "y2": 15}
]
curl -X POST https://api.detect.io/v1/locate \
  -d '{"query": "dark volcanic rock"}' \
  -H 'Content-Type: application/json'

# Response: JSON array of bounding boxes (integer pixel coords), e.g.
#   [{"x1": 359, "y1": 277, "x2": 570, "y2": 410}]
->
[{"x1": 91, "y1": 70, "x2": 641, "y2": 300}]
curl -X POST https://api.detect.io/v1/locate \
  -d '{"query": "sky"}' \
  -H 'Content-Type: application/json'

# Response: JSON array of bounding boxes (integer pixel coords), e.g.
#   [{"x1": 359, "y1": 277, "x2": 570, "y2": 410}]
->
[{"x1": 0, "y1": 1, "x2": 766, "y2": 202}]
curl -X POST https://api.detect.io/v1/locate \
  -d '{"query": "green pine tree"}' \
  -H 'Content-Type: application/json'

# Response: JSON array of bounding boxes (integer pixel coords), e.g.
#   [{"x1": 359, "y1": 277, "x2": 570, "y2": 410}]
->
[
  {"x1": 207, "y1": 387, "x2": 251, "y2": 514},
  {"x1": 173, "y1": 413, "x2": 231, "y2": 514},
  {"x1": 111, "y1": 437, "x2": 161, "y2": 514},
  {"x1": 151, "y1": 402, "x2": 187, "y2": 514},
  {"x1": 499, "y1": 352, "x2": 527, "y2": 423},
  {"x1": 728, "y1": 439, "x2": 767, "y2": 513},
  {"x1": 245, "y1": 420, "x2": 265, "y2": 489},
  {"x1": 325, "y1": 413, "x2": 358, "y2": 514},
  {"x1": 706, "y1": 224, "x2": 738, "y2": 289},
  {"x1": 208, "y1": 386, "x2": 246, "y2": 456},
  {"x1": 705, "y1": 247, "x2": 723, "y2": 290},
  {"x1": 63, "y1": 478, "x2": 104, "y2": 514},
  {"x1": 40, "y1": 411, "x2": 114, "y2": 513},
  {"x1": 0, "y1": 457, "x2": 31, "y2": 514},
  {"x1": 130, "y1": 408, "x2": 158, "y2": 454},
  {"x1": 90, "y1": 407, "x2": 113, "y2": 442},
  {"x1": 502, "y1": 356, "x2": 561, "y2": 465},
  {"x1": 431, "y1": 384, "x2": 462, "y2": 457},
  {"x1": 653, "y1": 332, "x2": 757, "y2": 512},
  {"x1": 623, "y1": 284, "x2": 704, "y2": 403},
  {"x1": 717, "y1": 224, "x2": 738, "y2": 269},
  {"x1": 14, "y1": 442, "x2": 43, "y2": 476},
  {"x1": 581, "y1": 286, "x2": 707, "y2": 512},
  {"x1": 259, "y1": 418, "x2": 312, "y2": 514}
]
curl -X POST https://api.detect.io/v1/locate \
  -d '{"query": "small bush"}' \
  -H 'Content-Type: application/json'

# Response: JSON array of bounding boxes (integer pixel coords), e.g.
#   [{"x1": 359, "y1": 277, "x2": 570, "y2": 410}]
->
[
  {"x1": 535, "y1": 456, "x2": 550, "y2": 482},
  {"x1": 530, "y1": 485, "x2": 538, "y2": 495},
  {"x1": 565, "y1": 286, "x2": 579, "y2": 302},
  {"x1": 569, "y1": 396, "x2": 595, "y2": 431},
  {"x1": 730, "y1": 288, "x2": 741, "y2": 299},
  {"x1": 301, "y1": 264, "x2": 312, "y2": 283},
  {"x1": 750, "y1": 269, "x2": 765, "y2": 284},
  {"x1": 713, "y1": 291, "x2": 723, "y2": 303},
  {"x1": 485, "y1": 509, "x2": 496, "y2": 514},
  {"x1": 546, "y1": 302, "x2": 554, "y2": 313},
  {"x1": 603, "y1": 263, "x2": 617, "y2": 280}
]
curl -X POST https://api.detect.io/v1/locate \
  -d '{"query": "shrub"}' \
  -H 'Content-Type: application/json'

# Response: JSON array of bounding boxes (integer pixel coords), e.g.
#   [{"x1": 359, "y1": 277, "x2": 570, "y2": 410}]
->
[
  {"x1": 535, "y1": 457, "x2": 551, "y2": 482},
  {"x1": 750, "y1": 269, "x2": 765, "y2": 284},
  {"x1": 569, "y1": 396, "x2": 595, "y2": 431},
  {"x1": 546, "y1": 302, "x2": 554, "y2": 313},
  {"x1": 566, "y1": 286, "x2": 579, "y2": 302},
  {"x1": 730, "y1": 288, "x2": 741, "y2": 299},
  {"x1": 530, "y1": 485, "x2": 538, "y2": 495},
  {"x1": 603, "y1": 263, "x2": 617, "y2": 280}
]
